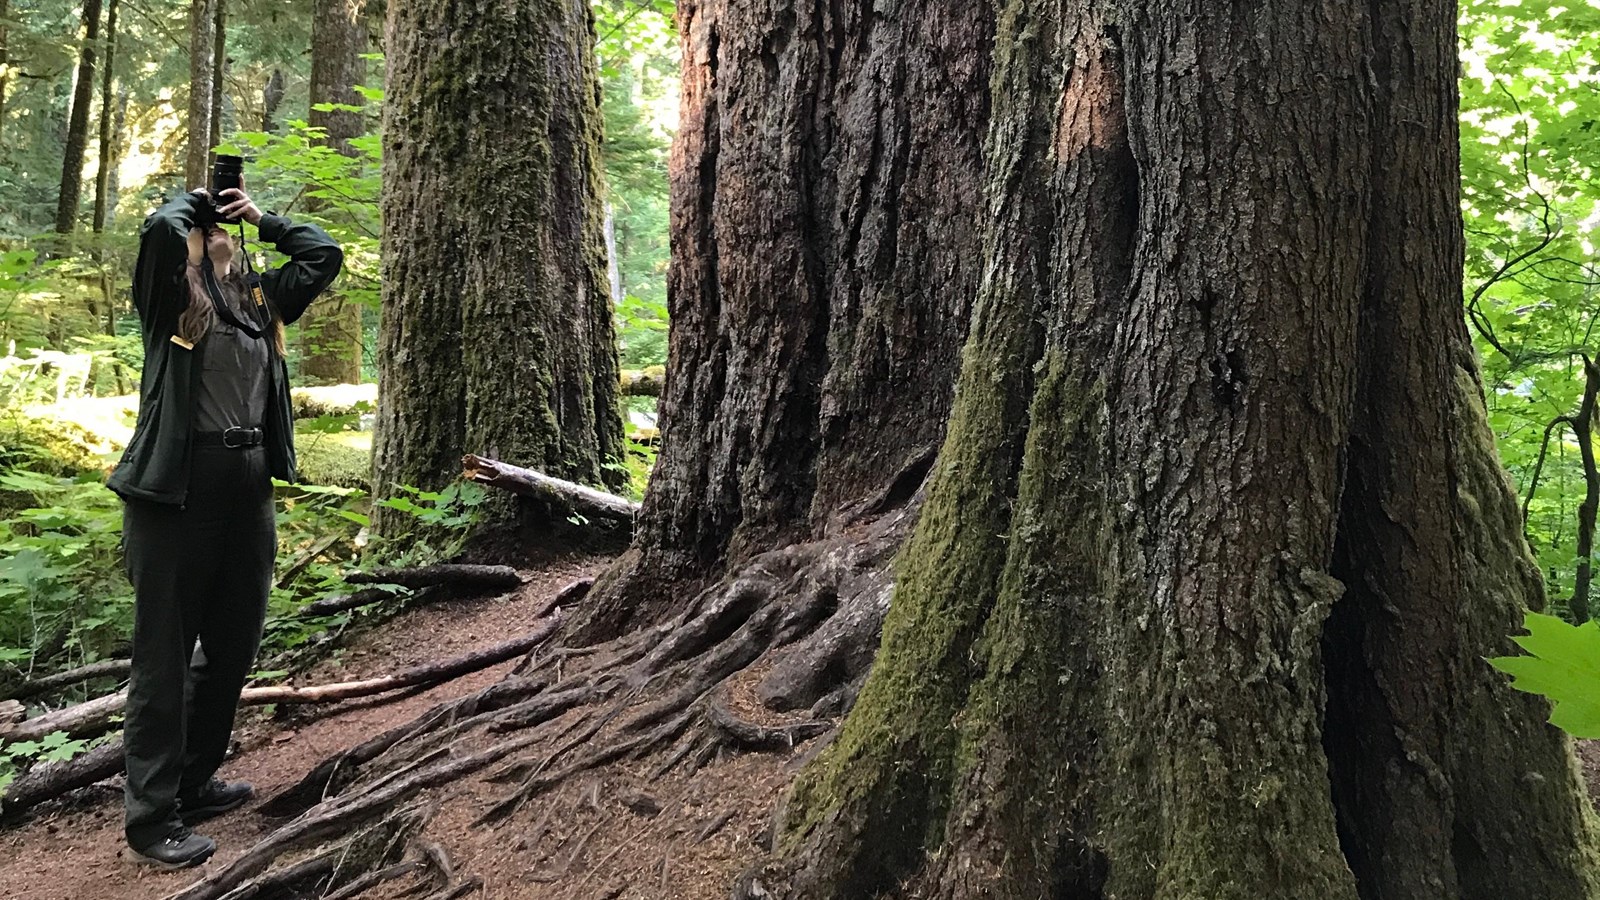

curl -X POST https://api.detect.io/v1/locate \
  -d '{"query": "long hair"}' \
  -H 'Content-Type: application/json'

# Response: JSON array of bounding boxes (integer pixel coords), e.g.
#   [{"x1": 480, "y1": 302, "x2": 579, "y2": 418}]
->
[{"x1": 177, "y1": 253, "x2": 286, "y2": 356}]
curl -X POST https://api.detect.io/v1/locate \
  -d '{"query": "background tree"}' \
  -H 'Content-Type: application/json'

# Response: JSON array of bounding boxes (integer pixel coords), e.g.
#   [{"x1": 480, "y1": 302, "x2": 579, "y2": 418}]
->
[
  {"x1": 184, "y1": 0, "x2": 215, "y2": 188},
  {"x1": 52, "y1": 0, "x2": 102, "y2": 233},
  {"x1": 0, "y1": 0, "x2": 11, "y2": 148},
  {"x1": 372, "y1": 0, "x2": 624, "y2": 533},
  {"x1": 747, "y1": 0, "x2": 1600, "y2": 897},
  {"x1": 296, "y1": 0, "x2": 366, "y2": 384},
  {"x1": 206, "y1": 0, "x2": 225, "y2": 171},
  {"x1": 577, "y1": 0, "x2": 995, "y2": 638},
  {"x1": 90, "y1": 0, "x2": 118, "y2": 236}
]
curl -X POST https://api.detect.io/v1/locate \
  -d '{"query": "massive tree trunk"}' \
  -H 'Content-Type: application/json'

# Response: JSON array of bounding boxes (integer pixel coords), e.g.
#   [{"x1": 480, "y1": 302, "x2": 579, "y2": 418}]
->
[
  {"x1": 576, "y1": 0, "x2": 994, "y2": 638},
  {"x1": 298, "y1": 0, "x2": 367, "y2": 385},
  {"x1": 373, "y1": 0, "x2": 623, "y2": 534},
  {"x1": 91, "y1": 0, "x2": 119, "y2": 235},
  {"x1": 751, "y1": 1, "x2": 1600, "y2": 898},
  {"x1": 184, "y1": 0, "x2": 216, "y2": 189},
  {"x1": 54, "y1": 0, "x2": 104, "y2": 233}
]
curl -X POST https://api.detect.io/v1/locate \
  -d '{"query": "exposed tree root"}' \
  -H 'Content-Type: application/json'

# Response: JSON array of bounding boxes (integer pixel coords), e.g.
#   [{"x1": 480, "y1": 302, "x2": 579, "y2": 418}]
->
[
  {"x1": 169, "y1": 502, "x2": 919, "y2": 898},
  {"x1": 200, "y1": 799, "x2": 435, "y2": 900}
]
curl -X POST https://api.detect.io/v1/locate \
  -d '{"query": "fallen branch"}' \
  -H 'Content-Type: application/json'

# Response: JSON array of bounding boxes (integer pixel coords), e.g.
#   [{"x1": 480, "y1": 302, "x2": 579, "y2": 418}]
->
[
  {"x1": 245, "y1": 617, "x2": 560, "y2": 706},
  {"x1": 2, "y1": 659, "x2": 130, "y2": 702},
  {"x1": 346, "y1": 564, "x2": 522, "y2": 592},
  {"x1": 276, "y1": 533, "x2": 345, "y2": 589},
  {"x1": 696, "y1": 809, "x2": 737, "y2": 844},
  {"x1": 461, "y1": 455, "x2": 638, "y2": 525}
]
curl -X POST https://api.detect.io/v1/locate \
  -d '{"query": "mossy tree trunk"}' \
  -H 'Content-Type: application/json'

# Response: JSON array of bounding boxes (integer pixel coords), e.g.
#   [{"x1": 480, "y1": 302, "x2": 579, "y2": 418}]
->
[
  {"x1": 373, "y1": 0, "x2": 623, "y2": 534},
  {"x1": 298, "y1": 0, "x2": 367, "y2": 385},
  {"x1": 577, "y1": 0, "x2": 995, "y2": 639},
  {"x1": 54, "y1": 0, "x2": 103, "y2": 233},
  {"x1": 759, "y1": 0, "x2": 1600, "y2": 897}
]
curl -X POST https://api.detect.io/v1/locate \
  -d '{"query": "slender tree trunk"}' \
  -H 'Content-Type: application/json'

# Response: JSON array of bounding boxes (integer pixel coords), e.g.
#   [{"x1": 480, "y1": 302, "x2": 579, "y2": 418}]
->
[
  {"x1": 758, "y1": 1, "x2": 1600, "y2": 898},
  {"x1": 92, "y1": 0, "x2": 120, "y2": 337},
  {"x1": 576, "y1": 0, "x2": 994, "y2": 639},
  {"x1": 207, "y1": 0, "x2": 225, "y2": 171},
  {"x1": 374, "y1": 0, "x2": 623, "y2": 536},
  {"x1": 92, "y1": 0, "x2": 119, "y2": 234},
  {"x1": 298, "y1": 0, "x2": 367, "y2": 385},
  {"x1": 0, "y1": 0, "x2": 10, "y2": 149},
  {"x1": 184, "y1": 0, "x2": 216, "y2": 189},
  {"x1": 1567, "y1": 357, "x2": 1599, "y2": 624},
  {"x1": 54, "y1": 0, "x2": 104, "y2": 233}
]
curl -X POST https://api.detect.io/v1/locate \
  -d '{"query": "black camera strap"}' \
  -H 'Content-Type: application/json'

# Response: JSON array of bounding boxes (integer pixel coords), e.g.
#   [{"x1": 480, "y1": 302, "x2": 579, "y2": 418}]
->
[{"x1": 201, "y1": 255, "x2": 271, "y2": 340}]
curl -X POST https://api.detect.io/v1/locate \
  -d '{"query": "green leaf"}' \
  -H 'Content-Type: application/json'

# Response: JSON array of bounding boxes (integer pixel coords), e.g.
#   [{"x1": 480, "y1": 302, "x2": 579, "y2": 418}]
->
[{"x1": 1489, "y1": 612, "x2": 1600, "y2": 738}]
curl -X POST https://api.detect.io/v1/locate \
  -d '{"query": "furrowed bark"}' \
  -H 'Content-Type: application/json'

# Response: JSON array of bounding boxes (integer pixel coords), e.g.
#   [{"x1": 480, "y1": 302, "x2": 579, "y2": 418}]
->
[
  {"x1": 757, "y1": 1, "x2": 1600, "y2": 898},
  {"x1": 575, "y1": 0, "x2": 993, "y2": 640}
]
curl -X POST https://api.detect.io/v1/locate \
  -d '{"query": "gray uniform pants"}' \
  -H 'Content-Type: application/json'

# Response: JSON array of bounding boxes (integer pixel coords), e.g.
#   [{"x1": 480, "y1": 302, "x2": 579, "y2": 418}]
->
[{"x1": 121, "y1": 444, "x2": 274, "y2": 848}]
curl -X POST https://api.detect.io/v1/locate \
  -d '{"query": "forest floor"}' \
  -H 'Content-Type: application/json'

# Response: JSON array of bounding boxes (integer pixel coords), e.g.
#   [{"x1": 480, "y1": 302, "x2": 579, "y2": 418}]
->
[
  {"x1": 2, "y1": 551, "x2": 1598, "y2": 900},
  {"x1": 0, "y1": 552, "x2": 811, "y2": 900}
]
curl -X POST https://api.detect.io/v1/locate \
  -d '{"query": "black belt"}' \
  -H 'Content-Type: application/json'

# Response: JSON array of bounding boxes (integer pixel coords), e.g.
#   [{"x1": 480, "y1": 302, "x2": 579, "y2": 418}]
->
[{"x1": 194, "y1": 426, "x2": 265, "y2": 448}]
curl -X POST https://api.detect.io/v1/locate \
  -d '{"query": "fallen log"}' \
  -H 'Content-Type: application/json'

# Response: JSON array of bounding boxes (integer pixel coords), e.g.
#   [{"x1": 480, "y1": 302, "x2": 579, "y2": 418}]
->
[
  {"x1": 1, "y1": 689, "x2": 128, "y2": 745},
  {"x1": 461, "y1": 455, "x2": 638, "y2": 525},
  {"x1": 621, "y1": 367, "x2": 664, "y2": 398},
  {"x1": 2, "y1": 659, "x2": 131, "y2": 702},
  {"x1": 0, "y1": 741, "x2": 123, "y2": 818},
  {"x1": 298, "y1": 587, "x2": 406, "y2": 618},
  {"x1": 1, "y1": 615, "x2": 562, "y2": 751},
  {"x1": 345, "y1": 564, "x2": 521, "y2": 592}
]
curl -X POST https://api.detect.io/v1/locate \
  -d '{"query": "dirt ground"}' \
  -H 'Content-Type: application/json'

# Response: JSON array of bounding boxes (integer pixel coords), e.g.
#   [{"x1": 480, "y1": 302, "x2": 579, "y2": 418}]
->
[
  {"x1": 4, "y1": 555, "x2": 1597, "y2": 900},
  {"x1": 0, "y1": 555, "x2": 812, "y2": 900}
]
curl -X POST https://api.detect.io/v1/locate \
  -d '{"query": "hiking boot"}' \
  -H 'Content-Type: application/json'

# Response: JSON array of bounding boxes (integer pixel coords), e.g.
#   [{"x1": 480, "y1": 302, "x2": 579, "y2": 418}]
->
[
  {"x1": 178, "y1": 778, "x2": 254, "y2": 824},
  {"x1": 129, "y1": 827, "x2": 216, "y2": 869}
]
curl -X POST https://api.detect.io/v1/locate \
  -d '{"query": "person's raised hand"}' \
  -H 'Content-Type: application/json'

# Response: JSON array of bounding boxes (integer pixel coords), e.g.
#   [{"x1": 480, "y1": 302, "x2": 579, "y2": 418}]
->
[{"x1": 217, "y1": 181, "x2": 264, "y2": 226}]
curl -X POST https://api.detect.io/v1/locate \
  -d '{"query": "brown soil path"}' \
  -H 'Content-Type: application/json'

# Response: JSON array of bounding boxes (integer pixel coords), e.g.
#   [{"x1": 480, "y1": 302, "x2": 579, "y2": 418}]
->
[{"x1": 0, "y1": 558, "x2": 607, "y2": 900}]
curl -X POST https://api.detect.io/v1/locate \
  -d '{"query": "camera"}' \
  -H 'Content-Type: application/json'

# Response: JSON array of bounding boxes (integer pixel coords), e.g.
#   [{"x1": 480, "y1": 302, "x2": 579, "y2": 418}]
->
[{"x1": 197, "y1": 154, "x2": 245, "y2": 226}]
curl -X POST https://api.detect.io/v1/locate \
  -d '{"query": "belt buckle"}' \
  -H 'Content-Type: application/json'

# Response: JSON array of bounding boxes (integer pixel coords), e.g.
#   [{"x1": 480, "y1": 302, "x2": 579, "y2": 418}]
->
[{"x1": 222, "y1": 426, "x2": 252, "y2": 449}]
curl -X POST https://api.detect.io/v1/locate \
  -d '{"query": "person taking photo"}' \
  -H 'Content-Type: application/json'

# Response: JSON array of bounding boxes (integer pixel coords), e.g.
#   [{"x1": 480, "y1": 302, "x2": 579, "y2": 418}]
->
[{"x1": 108, "y1": 181, "x2": 343, "y2": 868}]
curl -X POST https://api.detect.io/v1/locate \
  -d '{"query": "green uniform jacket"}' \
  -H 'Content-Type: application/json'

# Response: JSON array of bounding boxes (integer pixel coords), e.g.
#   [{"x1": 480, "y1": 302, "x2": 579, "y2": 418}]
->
[{"x1": 107, "y1": 191, "x2": 344, "y2": 506}]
